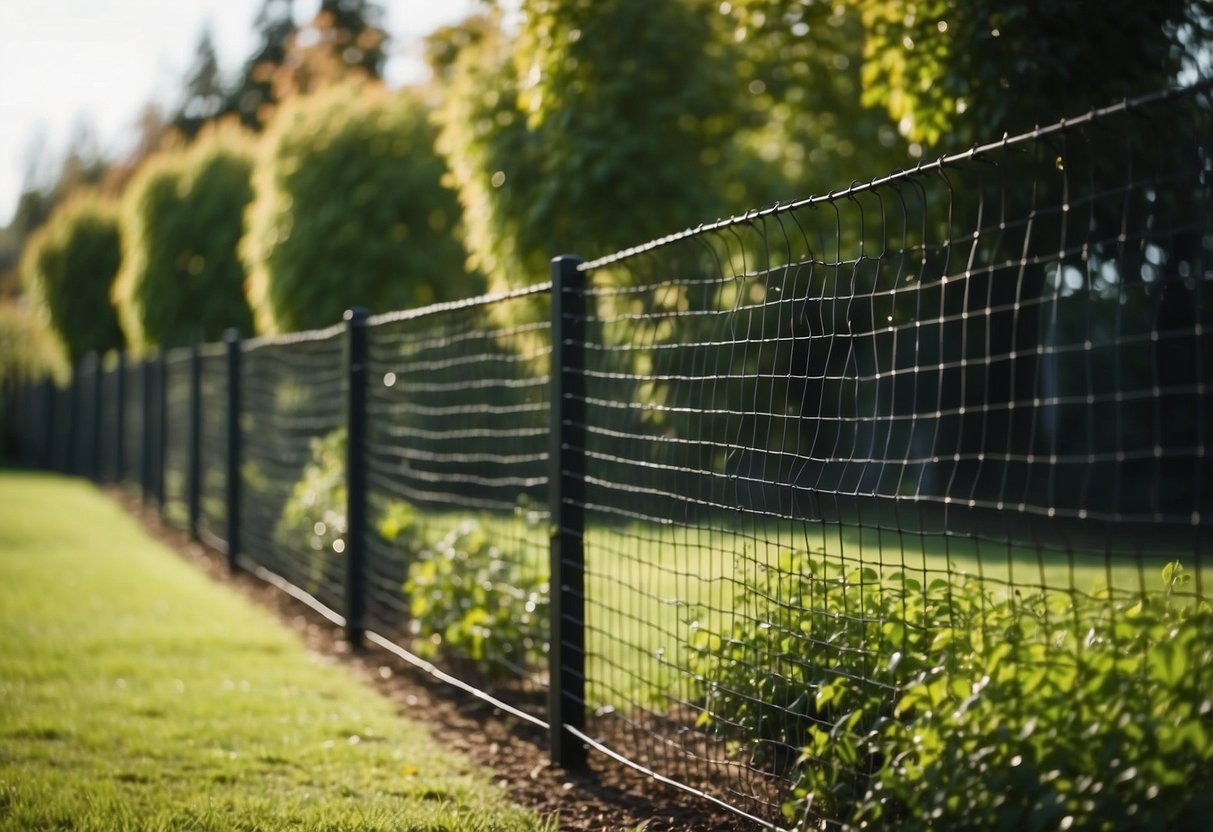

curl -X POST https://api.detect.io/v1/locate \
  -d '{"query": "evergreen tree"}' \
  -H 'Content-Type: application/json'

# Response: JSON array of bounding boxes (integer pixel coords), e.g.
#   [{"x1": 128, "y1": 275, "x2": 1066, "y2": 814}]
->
[
  {"x1": 227, "y1": 0, "x2": 296, "y2": 130},
  {"x1": 273, "y1": 0, "x2": 387, "y2": 98},
  {"x1": 172, "y1": 28, "x2": 227, "y2": 140}
]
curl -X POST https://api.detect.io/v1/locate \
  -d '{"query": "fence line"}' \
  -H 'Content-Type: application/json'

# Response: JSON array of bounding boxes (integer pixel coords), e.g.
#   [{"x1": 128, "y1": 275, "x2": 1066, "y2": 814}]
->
[{"x1": 8, "y1": 83, "x2": 1213, "y2": 830}]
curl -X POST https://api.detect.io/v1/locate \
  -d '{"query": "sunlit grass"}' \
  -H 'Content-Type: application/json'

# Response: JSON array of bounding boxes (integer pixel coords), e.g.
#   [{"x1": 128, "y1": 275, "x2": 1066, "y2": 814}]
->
[{"x1": 0, "y1": 471, "x2": 552, "y2": 832}]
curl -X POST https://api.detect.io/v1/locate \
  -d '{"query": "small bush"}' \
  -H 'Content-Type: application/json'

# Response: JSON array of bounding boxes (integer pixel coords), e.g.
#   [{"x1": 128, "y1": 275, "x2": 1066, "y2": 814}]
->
[
  {"x1": 275, "y1": 427, "x2": 547, "y2": 679},
  {"x1": 405, "y1": 522, "x2": 548, "y2": 679},
  {"x1": 688, "y1": 556, "x2": 1213, "y2": 829},
  {"x1": 243, "y1": 83, "x2": 480, "y2": 334},
  {"x1": 0, "y1": 304, "x2": 70, "y2": 386},
  {"x1": 20, "y1": 192, "x2": 124, "y2": 363},
  {"x1": 114, "y1": 126, "x2": 256, "y2": 350}
]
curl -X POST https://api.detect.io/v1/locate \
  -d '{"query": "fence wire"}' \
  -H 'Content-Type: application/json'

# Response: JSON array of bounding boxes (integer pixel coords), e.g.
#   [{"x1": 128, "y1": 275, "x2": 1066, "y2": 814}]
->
[
  {"x1": 162, "y1": 348, "x2": 192, "y2": 528},
  {"x1": 571, "y1": 84, "x2": 1212, "y2": 825},
  {"x1": 197, "y1": 343, "x2": 229, "y2": 550},
  {"x1": 363, "y1": 290, "x2": 552, "y2": 720},
  {"x1": 238, "y1": 328, "x2": 347, "y2": 614}
]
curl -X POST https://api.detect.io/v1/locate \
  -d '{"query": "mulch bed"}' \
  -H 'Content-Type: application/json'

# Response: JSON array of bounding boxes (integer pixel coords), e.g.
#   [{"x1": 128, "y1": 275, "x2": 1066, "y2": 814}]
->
[{"x1": 112, "y1": 489, "x2": 761, "y2": 832}]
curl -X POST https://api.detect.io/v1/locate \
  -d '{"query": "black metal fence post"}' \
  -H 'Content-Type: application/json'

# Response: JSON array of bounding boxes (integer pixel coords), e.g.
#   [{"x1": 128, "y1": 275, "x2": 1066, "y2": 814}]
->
[
  {"x1": 75, "y1": 353, "x2": 95, "y2": 479},
  {"x1": 187, "y1": 344, "x2": 202, "y2": 541},
  {"x1": 344, "y1": 307, "x2": 370, "y2": 647},
  {"x1": 224, "y1": 330, "x2": 242, "y2": 574},
  {"x1": 548, "y1": 254, "x2": 587, "y2": 770}
]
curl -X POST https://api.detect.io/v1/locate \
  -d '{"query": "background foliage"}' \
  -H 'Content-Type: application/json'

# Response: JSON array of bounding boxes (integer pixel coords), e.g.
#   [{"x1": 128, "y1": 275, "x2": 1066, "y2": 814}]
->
[
  {"x1": 243, "y1": 83, "x2": 479, "y2": 334},
  {"x1": 19, "y1": 192, "x2": 124, "y2": 363},
  {"x1": 113, "y1": 127, "x2": 255, "y2": 351}
]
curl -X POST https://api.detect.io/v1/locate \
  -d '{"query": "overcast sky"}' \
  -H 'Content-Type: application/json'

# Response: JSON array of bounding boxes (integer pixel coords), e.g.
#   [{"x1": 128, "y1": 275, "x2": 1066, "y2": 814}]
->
[{"x1": 0, "y1": 0, "x2": 475, "y2": 226}]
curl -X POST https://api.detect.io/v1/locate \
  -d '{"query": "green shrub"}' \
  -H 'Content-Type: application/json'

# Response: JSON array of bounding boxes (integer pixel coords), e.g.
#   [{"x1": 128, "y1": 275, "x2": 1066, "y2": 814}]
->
[
  {"x1": 0, "y1": 304, "x2": 70, "y2": 386},
  {"x1": 688, "y1": 557, "x2": 1213, "y2": 829},
  {"x1": 277, "y1": 427, "x2": 348, "y2": 558},
  {"x1": 19, "y1": 192, "x2": 124, "y2": 363},
  {"x1": 274, "y1": 428, "x2": 425, "y2": 592},
  {"x1": 243, "y1": 83, "x2": 480, "y2": 334},
  {"x1": 405, "y1": 521, "x2": 548, "y2": 679},
  {"x1": 275, "y1": 426, "x2": 546, "y2": 679},
  {"x1": 114, "y1": 127, "x2": 256, "y2": 350}
]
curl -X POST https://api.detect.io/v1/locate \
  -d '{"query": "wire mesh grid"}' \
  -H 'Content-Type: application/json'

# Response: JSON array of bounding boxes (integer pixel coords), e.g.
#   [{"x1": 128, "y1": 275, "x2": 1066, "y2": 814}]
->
[
  {"x1": 569, "y1": 86, "x2": 1212, "y2": 826},
  {"x1": 363, "y1": 290, "x2": 553, "y2": 720},
  {"x1": 97, "y1": 359, "x2": 121, "y2": 482},
  {"x1": 238, "y1": 328, "x2": 348, "y2": 614},
  {"x1": 161, "y1": 348, "x2": 193, "y2": 529},
  {"x1": 196, "y1": 343, "x2": 229, "y2": 550},
  {"x1": 120, "y1": 359, "x2": 143, "y2": 490}
]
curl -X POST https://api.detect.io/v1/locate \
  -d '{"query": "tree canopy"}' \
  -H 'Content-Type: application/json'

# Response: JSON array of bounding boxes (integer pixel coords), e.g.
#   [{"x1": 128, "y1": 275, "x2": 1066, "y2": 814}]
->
[
  {"x1": 19, "y1": 192, "x2": 124, "y2": 363},
  {"x1": 113, "y1": 127, "x2": 256, "y2": 350},
  {"x1": 243, "y1": 84, "x2": 479, "y2": 334}
]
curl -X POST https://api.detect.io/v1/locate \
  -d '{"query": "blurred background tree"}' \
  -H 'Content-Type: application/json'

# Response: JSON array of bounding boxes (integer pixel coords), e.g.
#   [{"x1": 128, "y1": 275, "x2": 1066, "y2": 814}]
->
[
  {"x1": 243, "y1": 83, "x2": 478, "y2": 334},
  {"x1": 858, "y1": 0, "x2": 1211, "y2": 149},
  {"x1": 226, "y1": 0, "x2": 298, "y2": 130},
  {"x1": 271, "y1": 0, "x2": 387, "y2": 99},
  {"x1": 171, "y1": 28, "x2": 227, "y2": 141},
  {"x1": 431, "y1": 0, "x2": 739, "y2": 293},
  {"x1": 0, "y1": 303, "x2": 69, "y2": 386},
  {"x1": 113, "y1": 127, "x2": 256, "y2": 351},
  {"x1": 19, "y1": 191, "x2": 124, "y2": 364}
]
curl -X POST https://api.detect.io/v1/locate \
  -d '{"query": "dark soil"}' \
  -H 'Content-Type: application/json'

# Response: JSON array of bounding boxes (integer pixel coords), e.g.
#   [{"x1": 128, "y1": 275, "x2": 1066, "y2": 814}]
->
[{"x1": 113, "y1": 490, "x2": 763, "y2": 832}]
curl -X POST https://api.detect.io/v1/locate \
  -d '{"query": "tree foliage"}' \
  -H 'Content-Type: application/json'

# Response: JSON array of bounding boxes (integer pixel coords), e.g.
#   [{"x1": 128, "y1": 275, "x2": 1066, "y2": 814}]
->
[
  {"x1": 19, "y1": 192, "x2": 124, "y2": 363},
  {"x1": 226, "y1": 0, "x2": 297, "y2": 130},
  {"x1": 272, "y1": 0, "x2": 388, "y2": 100},
  {"x1": 0, "y1": 303, "x2": 69, "y2": 386},
  {"x1": 432, "y1": 1, "x2": 739, "y2": 292},
  {"x1": 114, "y1": 127, "x2": 256, "y2": 351},
  {"x1": 243, "y1": 83, "x2": 478, "y2": 334},
  {"x1": 172, "y1": 28, "x2": 227, "y2": 141},
  {"x1": 857, "y1": 0, "x2": 1212, "y2": 148}
]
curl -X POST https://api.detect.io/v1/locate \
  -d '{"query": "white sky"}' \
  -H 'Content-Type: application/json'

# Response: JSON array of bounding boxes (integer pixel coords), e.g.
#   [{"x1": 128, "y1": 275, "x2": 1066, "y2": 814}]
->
[{"x1": 0, "y1": 0, "x2": 476, "y2": 226}]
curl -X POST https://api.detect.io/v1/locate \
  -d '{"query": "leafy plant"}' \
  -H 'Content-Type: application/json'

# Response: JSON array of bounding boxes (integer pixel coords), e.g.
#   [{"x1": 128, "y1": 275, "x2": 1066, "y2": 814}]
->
[
  {"x1": 276, "y1": 428, "x2": 426, "y2": 595},
  {"x1": 688, "y1": 556, "x2": 1213, "y2": 829},
  {"x1": 405, "y1": 521, "x2": 548, "y2": 679},
  {"x1": 278, "y1": 428, "x2": 348, "y2": 555},
  {"x1": 19, "y1": 191, "x2": 125, "y2": 363},
  {"x1": 114, "y1": 125, "x2": 256, "y2": 350},
  {"x1": 243, "y1": 82, "x2": 479, "y2": 334}
]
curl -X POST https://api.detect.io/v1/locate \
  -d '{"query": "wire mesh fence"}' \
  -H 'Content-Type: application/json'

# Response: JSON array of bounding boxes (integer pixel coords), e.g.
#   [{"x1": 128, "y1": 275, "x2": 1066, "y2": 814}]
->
[
  {"x1": 197, "y1": 343, "x2": 230, "y2": 550},
  {"x1": 362, "y1": 289, "x2": 553, "y2": 719},
  {"x1": 570, "y1": 84, "x2": 1212, "y2": 826},
  {"x1": 162, "y1": 348, "x2": 192, "y2": 527},
  {"x1": 238, "y1": 327, "x2": 348, "y2": 613},
  {"x1": 8, "y1": 83, "x2": 1211, "y2": 830}
]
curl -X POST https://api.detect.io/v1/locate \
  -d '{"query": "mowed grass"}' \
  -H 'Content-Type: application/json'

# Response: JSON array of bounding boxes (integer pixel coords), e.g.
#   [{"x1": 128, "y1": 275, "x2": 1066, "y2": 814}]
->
[{"x1": 0, "y1": 471, "x2": 551, "y2": 832}]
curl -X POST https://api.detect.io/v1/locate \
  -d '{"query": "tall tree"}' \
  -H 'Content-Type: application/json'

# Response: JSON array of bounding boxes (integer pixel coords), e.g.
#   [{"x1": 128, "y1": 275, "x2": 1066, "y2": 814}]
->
[
  {"x1": 243, "y1": 84, "x2": 478, "y2": 333},
  {"x1": 20, "y1": 192, "x2": 125, "y2": 363},
  {"x1": 172, "y1": 28, "x2": 228, "y2": 140},
  {"x1": 432, "y1": 1, "x2": 738, "y2": 293},
  {"x1": 227, "y1": 0, "x2": 297, "y2": 129},
  {"x1": 273, "y1": 0, "x2": 387, "y2": 98},
  {"x1": 857, "y1": 0, "x2": 1212, "y2": 149},
  {"x1": 114, "y1": 128, "x2": 256, "y2": 350}
]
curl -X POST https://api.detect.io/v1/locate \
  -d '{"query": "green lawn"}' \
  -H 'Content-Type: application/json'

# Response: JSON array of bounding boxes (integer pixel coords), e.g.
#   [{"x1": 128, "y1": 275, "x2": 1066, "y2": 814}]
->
[{"x1": 0, "y1": 471, "x2": 551, "y2": 832}]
